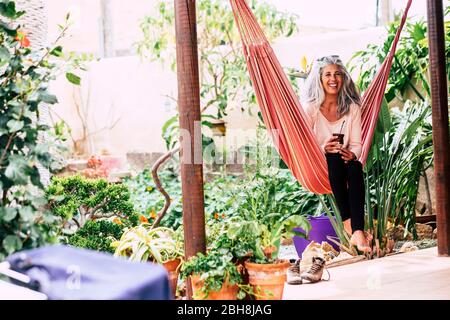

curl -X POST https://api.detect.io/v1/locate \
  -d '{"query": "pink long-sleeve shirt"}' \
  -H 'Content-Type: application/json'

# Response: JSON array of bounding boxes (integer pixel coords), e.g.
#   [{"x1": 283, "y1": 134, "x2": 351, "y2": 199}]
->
[{"x1": 303, "y1": 102, "x2": 362, "y2": 159}]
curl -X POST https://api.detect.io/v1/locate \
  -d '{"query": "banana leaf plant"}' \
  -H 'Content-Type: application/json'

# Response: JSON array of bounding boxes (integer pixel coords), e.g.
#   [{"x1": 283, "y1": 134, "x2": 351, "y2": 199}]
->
[{"x1": 364, "y1": 99, "x2": 433, "y2": 253}]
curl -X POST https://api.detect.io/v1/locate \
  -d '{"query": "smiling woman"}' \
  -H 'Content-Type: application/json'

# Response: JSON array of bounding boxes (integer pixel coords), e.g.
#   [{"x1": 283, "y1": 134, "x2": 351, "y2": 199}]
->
[
  {"x1": 301, "y1": 55, "x2": 371, "y2": 253},
  {"x1": 302, "y1": 56, "x2": 362, "y2": 160}
]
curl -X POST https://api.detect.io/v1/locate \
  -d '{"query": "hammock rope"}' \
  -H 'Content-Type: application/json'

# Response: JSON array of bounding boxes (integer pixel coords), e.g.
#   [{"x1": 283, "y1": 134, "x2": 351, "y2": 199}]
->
[{"x1": 230, "y1": 0, "x2": 412, "y2": 194}]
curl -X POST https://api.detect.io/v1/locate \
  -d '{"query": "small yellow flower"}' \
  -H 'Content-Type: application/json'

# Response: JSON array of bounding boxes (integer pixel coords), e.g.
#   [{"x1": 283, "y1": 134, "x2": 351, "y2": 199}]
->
[
  {"x1": 300, "y1": 55, "x2": 308, "y2": 72},
  {"x1": 150, "y1": 210, "x2": 157, "y2": 219},
  {"x1": 146, "y1": 186, "x2": 153, "y2": 192}
]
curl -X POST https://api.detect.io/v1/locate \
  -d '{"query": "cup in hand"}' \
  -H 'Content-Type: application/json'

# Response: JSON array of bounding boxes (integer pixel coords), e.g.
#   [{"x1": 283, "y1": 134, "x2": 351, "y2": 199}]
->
[{"x1": 332, "y1": 133, "x2": 344, "y2": 146}]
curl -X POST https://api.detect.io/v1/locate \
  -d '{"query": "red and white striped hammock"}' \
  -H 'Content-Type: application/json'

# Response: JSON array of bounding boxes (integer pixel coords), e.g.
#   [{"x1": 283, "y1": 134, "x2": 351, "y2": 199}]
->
[{"x1": 230, "y1": 0, "x2": 412, "y2": 194}]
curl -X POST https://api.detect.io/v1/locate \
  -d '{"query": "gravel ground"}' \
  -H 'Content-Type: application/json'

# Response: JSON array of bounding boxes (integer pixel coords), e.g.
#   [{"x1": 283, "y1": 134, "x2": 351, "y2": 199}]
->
[
  {"x1": 280, "y1": 238, "x2": 437, "y2": 261},
  {"x1": 394, "y1": 238, "x2": 437, "y2": 251}
]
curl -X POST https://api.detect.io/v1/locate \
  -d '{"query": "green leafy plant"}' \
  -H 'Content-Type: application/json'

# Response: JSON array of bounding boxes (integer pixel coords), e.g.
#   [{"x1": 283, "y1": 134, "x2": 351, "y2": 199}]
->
[
  {"x1": 318, "y1": 195, "x2": 357, "y2": 255},
  {"x1": 46, "y1": 175, "x2": 136, "y2": 230},
  {"x1": 123, "y1": 167, "x2": 183, "y2": 230},
  {"x1": 205, "y1": 129, "x2": 320, "y2": 224},
  {"x1": 67, "y1": 219, "x2": 124, "y2": 253},
  {"x1": 224, "y1": 209, "x2": 310, "y2": 264},
  {"x1": 179, "y1": 250, "x2": 244, "y2": 300},
  {"x1": 0, "y1": 1, "x2": 83, "y2": 259},
  {"x1": 206, "y1": 137, "x2": 313, "y2": 263},
  {"x1": 112, "y1": 224, "x2": 184, "y2": 264},
  {"x1": 364, "y1": 100, "x2": 433, "y2": 248},
  {"x1": 350, "y1": 10, "x2": 450, "y2": 103}
]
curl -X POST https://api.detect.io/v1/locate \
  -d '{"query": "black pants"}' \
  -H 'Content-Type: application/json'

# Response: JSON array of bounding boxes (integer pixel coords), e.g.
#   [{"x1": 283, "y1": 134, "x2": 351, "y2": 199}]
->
[{"x1": 326, "y1": 153, "x2": 365, "y2": 232}]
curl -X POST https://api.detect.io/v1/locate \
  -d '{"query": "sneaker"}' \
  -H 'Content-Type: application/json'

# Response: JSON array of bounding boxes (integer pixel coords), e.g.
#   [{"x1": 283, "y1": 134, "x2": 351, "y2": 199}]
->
[
  {"x1": 301, "y1": 257, "x2": 326, "y2": 283},
  {"x1": 287, "y1": 259, "x2": 302, "y2": 285}
]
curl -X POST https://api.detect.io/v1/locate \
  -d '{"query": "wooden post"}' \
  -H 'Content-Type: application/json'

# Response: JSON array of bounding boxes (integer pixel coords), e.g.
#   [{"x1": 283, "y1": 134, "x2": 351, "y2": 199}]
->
[
  {"x1": 427, "y1": 0, "x2": 450, "y2": 256},
  {"x1": 174, "y1": 0, "x2": 206, "y2": 298}
]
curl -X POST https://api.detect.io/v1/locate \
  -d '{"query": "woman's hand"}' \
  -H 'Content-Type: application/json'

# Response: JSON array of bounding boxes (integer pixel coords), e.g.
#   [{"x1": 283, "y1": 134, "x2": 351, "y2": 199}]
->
[
  {"x1": 324, "y1": 136, "x2": 340, "y2": 153},
  {"x1": 339, "y1": 147, "x2": 356, "y2": 163}
]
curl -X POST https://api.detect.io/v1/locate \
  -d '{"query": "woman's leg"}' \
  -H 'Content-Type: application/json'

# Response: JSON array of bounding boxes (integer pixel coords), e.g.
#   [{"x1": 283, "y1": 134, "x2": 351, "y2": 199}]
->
[
  {"x1": 347, "y1": 160, "x2": 371, "y2": 252},
  {"x1": 325, "y1": 153, "x2": 350, "y2": 222},
  {"x1": 347, "y1": 160, "x2": 365, "y2": 232}
]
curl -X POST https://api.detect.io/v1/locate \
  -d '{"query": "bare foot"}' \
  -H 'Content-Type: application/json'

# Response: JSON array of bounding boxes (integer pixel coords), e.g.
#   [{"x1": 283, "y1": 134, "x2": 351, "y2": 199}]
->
[
  {"x1": 343, "y1": 219, "x2": 352, "y2": 236},
  {"x1": 350, "y1": 230, "x2": 372, "y2": 253},
  {"x1": 343, "y1": 220, "x2": 373, "y2": 242}
]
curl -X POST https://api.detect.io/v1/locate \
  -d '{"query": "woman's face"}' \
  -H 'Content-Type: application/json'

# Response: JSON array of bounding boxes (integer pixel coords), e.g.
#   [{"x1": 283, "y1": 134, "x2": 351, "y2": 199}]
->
[{"x1": 321, "y1": 64, "x2": 343, "y2": 96}]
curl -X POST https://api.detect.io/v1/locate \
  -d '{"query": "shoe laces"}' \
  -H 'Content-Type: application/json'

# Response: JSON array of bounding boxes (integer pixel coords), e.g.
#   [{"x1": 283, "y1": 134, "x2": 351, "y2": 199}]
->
[
  {"x1": 289, "y1": 260, "x2": 300, "y2": 273},
  {"x1": 308, "y1": 262, "x2": 323, "y2": 275},
  {"x1": 307, "y1": 258, "x2": 331, "y2": 281}
]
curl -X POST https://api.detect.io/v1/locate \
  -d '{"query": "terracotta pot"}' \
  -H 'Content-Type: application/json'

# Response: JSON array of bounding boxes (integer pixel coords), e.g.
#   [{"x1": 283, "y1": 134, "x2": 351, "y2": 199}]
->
[
  {"x1": 190, "y1": 275, "x2": 238, "y2": 300},
  {"x1": 244, "y1": 260, "x2": 290, "y2": 300},
  {"x1": 163, "y1": 258, "x2": 181, "y2": 298}
]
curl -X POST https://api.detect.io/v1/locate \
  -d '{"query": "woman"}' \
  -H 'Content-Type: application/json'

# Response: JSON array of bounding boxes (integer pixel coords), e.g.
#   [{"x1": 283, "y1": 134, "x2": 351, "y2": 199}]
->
[{"x1": 302, "y1": 55, "x2": 371, "y2": 253}]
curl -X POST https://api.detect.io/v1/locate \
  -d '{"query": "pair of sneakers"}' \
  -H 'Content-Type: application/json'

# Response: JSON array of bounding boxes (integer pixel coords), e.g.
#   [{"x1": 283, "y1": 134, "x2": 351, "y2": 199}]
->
[{"x1": 287, "y1": 257, "x2": 328, "y2": 285}]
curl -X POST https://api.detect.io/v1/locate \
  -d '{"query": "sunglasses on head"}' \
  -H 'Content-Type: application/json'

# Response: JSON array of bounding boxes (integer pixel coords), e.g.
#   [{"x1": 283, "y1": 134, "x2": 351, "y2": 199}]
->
[{"x1": 316, "y1": 55, "x2": 341, "y2": 62}]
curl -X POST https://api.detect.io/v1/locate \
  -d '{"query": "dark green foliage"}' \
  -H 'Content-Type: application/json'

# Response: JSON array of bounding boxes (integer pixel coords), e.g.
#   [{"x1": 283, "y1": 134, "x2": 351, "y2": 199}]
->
[
  {"x1": 123, "y1": 166, "x2": 183, "y2": 230},
  {"x1": 45, "y1": 175, "x2": 141, "y2": 253},
  {"x1": 179, "y1": 250, "x2": 244, "y2": 299},
  {"x1": 67, "y1": 220, "x2": 124, "y2": 253},
  {"x1": 350, "y1": 10, "x2": 450, "y2": 102},
  {"x1": 46, "y1": 175, "x2": 135, "y2": 225},
  {"x1": 364, "y1": 101, "x2": 433, "y2": 239},
  {"x1": 0, "y1": 1, "x2": 76, "y2": 259}
]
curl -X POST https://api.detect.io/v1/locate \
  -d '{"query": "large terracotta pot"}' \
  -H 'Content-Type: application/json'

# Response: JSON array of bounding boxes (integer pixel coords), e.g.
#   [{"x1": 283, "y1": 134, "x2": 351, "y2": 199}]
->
[
  {"x1": 190, "y1": 275, "x2": 238, "y2": 300},
  {"x1": 244, "y1": 260, "x2": 290, "y2": 300},
  {"x1": 163, "y1": 258, "x2": 181, "y2": 298}
]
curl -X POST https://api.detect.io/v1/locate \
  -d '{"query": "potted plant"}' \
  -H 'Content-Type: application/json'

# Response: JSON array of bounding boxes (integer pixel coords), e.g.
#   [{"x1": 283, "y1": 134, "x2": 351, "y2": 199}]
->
[
  {"x1": 179, "y1": 250, "x2": 244, "y2": 300},
  {"x1": 204, "y1": 167, "x2": 312, "y2": 299},
  {"x1": 111, "y1": 224, "x2": 184, "y2": 298},
  {"x1": 224, "y1": 214, "x2": 310, "y2": 300}
]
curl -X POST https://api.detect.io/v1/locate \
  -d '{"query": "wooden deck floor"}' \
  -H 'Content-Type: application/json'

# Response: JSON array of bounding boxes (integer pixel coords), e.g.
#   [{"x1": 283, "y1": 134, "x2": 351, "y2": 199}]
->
[{"x1": 283, "y1": 247, "x2": 450, "y2": 300}]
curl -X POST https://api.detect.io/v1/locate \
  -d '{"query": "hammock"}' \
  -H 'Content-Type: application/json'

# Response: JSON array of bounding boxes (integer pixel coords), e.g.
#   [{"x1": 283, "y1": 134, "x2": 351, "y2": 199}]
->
[{"x1": 230, "y1": 0, "x2": 412, "y2": 194}]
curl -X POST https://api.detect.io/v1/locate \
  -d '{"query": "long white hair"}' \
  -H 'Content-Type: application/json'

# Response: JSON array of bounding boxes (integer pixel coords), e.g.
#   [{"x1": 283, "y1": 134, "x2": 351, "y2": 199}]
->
[{"x1": 301, "y1": 55, "x2": 361, "y2": 116}]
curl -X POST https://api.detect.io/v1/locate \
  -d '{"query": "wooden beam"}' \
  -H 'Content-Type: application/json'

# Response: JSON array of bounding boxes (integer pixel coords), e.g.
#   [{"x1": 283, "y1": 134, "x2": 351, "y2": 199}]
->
[
  {"x1": 427, "y1": 0, "x2": 450, "y2": 256},
  {"x1": 174, "y1": 0, "x2": 206, "y2": 298}
]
